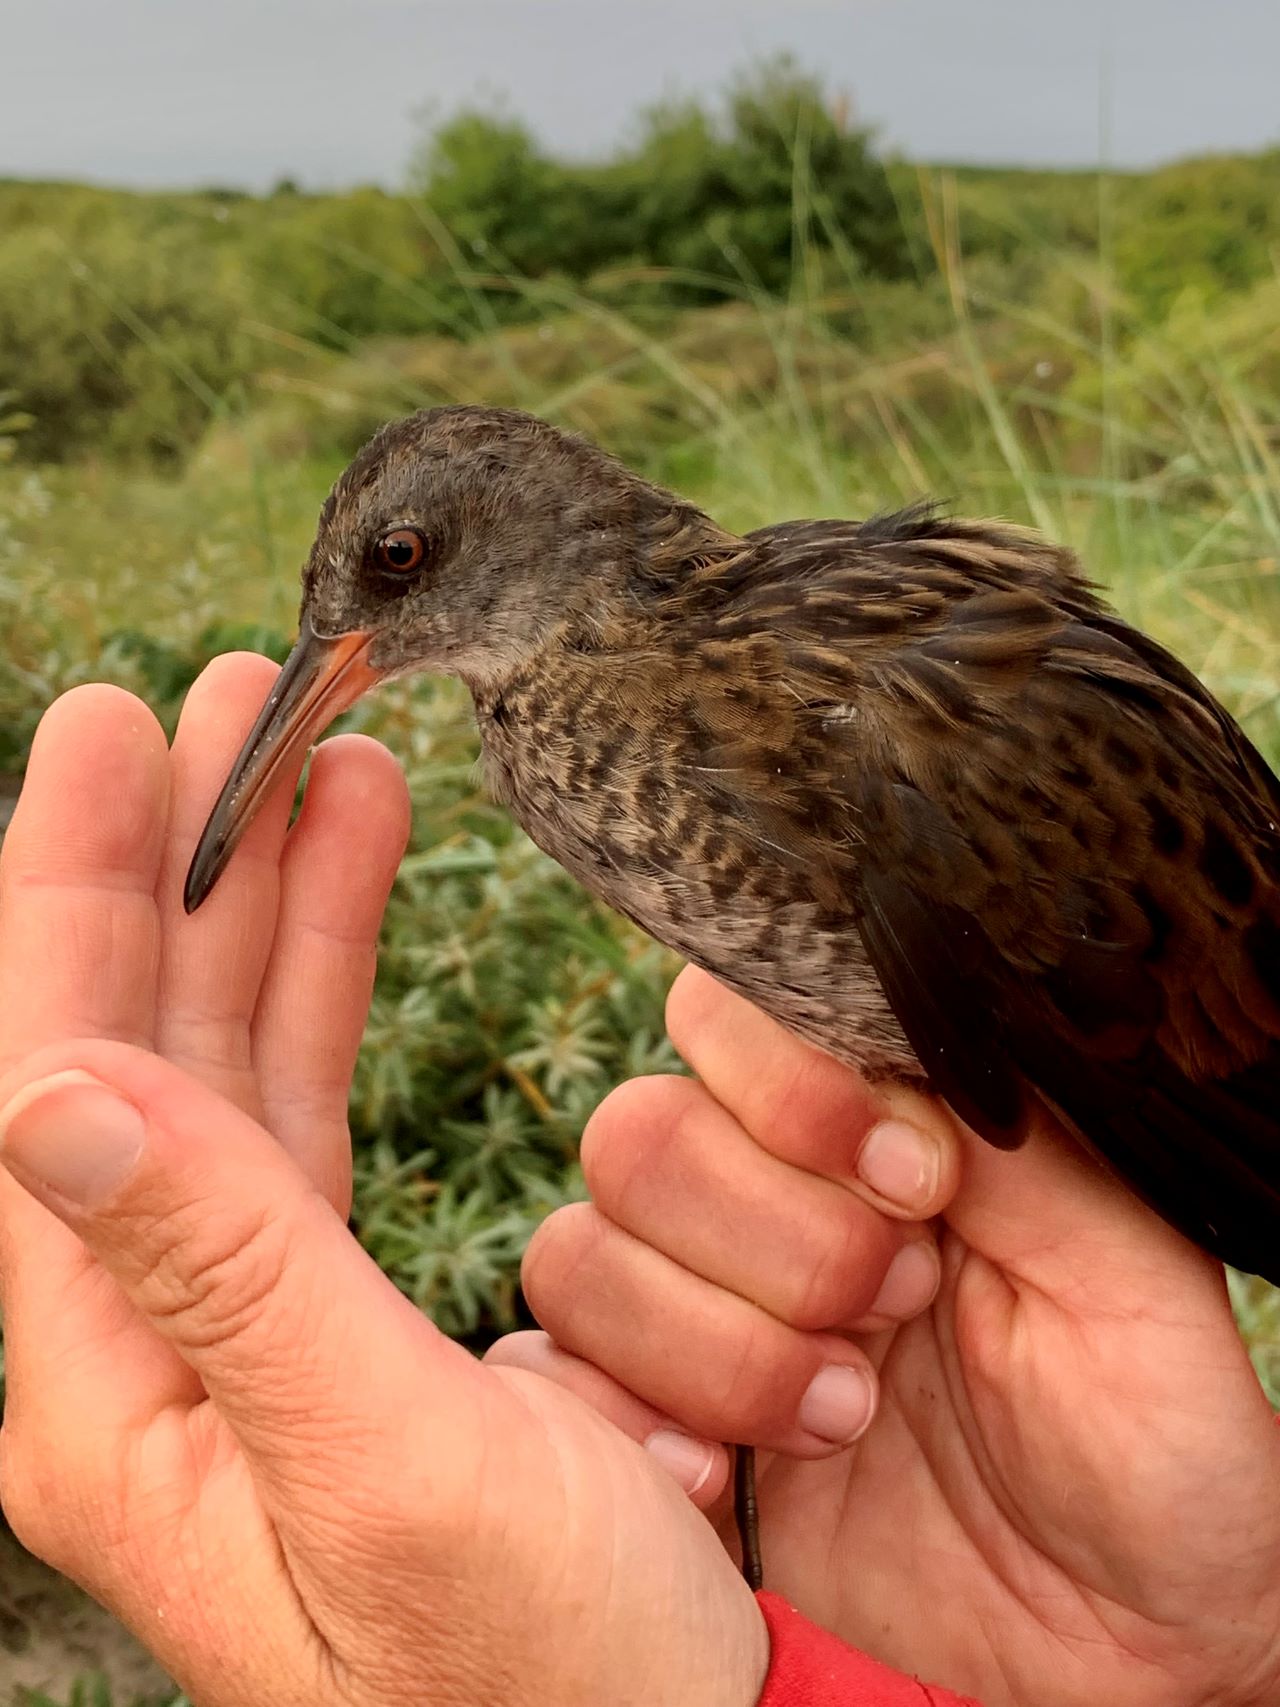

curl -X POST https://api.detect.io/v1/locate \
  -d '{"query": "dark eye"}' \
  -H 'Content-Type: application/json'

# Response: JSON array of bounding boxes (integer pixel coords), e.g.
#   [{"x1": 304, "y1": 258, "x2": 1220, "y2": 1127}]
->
[{"x1": 374, "y1": 528, "x2": 428, "y2": 574}]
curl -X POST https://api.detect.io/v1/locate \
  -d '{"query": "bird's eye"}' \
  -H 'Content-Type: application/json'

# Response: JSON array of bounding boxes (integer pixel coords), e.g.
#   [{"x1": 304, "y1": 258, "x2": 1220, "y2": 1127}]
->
[{"x1": 374, "y1": 528, "x2": 428, "y2": 574}]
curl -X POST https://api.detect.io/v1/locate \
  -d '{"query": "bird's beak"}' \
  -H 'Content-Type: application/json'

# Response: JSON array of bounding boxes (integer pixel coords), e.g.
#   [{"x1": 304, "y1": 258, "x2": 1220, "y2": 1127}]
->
[{"x1": 183, "y1": 616, "x2": 381, "y2": 913}]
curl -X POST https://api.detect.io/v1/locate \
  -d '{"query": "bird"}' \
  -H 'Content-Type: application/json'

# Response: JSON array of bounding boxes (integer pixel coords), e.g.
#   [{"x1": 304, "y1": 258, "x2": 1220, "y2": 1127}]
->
[{"x1": 185, "y1": 404, "x2": 1280, "y2": 1587}]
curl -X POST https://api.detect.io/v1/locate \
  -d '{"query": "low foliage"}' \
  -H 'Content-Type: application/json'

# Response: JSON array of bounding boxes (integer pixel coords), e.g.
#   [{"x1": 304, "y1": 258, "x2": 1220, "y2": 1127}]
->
[
  {"x1": 2, "y1": 256, "x2": 1277, "y2": 1366},
  {"x1": 15, "y1": 1682, "x2": 187, "y2": 1707},
  {"x1": 2, "y1": 62, "x2": 1280, "y2": 472}
]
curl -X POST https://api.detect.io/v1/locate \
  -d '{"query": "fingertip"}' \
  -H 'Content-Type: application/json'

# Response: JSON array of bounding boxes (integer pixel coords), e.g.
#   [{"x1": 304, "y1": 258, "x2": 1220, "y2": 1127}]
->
[
  {"x1": 172, "y1": 652, "x2": 289, "y2": 797},
  {"x1": 0, "y1": 1036, "x2": 205, "y2": 1141},
  {"x1": 642, "y1": 1427, "x2": 725, "y2": 1502},
  {"x1": 482, "y1": 1328, "x2": 553, "y2": 1370},
  {"x1": 291, "y1": 734, "x2": 412, "y2": 881},
  {"x1": 579, "y1": 1074, "x2": 698, "y2": 1192},
  {"x1": 168, "y1": 652, "x2": 298, "y2": 848},
  {"x1": 8, "y1": 685, "x2": 170, "y2": 883},
  {"x1": 34, "y1": 681, "x2": 168, "y2": 749},
  {"x1": 485, "y1": 1333, "x2": 730, "y2": 1508},
  {"x1": 847, "y1": 1235, "x2": 941, "y2": 1330},
  {"x1": 852, "y1": 1090, "x2": 964, "y2": 1219},
  {"x1": 309, "y1": 730, "x2": 405, "y2": 779},
  {"x1": 664, "y1": 964, "x2": 732, "y2": 1057},
  {"x1": 164, "y1": 654, "x2": 315, "y2": 927},
  {"x1": 186, "y1": 650, "x2": 282, "y2": 703},
  {"x1": 794, "y1": 1357, "x2": 878, "y2": 1451},
  {"x1": 309, "y1": 732, "x2": 410, "y2": 821}
]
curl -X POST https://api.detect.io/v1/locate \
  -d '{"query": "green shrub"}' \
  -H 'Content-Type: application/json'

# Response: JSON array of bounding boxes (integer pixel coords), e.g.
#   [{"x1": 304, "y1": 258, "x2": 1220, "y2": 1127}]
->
[
  {"x1": 1115, "y1": 149, "x2": 1280, "y2": 314},
  {"x1": 15, "y1": 1679, "x2": 186, "y2": 1707},
  {"x1": 241, "y1": 188, "x2": 453, "y2": 344},
  {"x1": 0, "y1": 224, "x2": 252, "y2": 463},
  {"x1": 409, "y1": 58, "x2": 915, "y2": 307}
]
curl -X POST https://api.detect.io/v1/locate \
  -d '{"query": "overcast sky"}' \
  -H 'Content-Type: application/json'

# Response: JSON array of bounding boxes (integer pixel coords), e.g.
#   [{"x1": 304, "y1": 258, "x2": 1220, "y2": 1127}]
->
[{"x1": 1, "y1": 0, "x2": 1276, "y2": 190}]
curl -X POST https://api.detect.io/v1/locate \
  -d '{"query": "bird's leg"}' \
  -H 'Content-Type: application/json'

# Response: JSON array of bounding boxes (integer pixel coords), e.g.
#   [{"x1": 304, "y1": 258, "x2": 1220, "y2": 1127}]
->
[{"x1": 734, "y1": 1444, "x2": 763, "y2": 1589}]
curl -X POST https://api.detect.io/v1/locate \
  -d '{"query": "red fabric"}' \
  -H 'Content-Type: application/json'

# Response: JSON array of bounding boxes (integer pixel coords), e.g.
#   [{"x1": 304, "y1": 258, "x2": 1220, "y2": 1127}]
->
[{"x1": 755, "y1": 1592, "x2": 983, "y2": 1707}]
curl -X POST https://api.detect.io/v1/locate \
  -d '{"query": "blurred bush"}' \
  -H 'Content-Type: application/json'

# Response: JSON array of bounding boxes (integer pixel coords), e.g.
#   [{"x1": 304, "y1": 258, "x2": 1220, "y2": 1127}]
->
[
  {"x1": 409, "y1": 58, "x2": 914, "y2": 300},
  {"x1": 0, "y1": 223, "x2": 251, "y2": 464},
  {"x1": 3, "y1": 64, "x2": 1280, "y2": 474}
]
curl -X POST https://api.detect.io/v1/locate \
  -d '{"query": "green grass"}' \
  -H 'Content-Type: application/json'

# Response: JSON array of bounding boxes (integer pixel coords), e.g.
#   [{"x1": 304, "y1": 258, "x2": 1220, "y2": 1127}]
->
[
  {"x1": 15, "y1": 1683, "x2": 187, "y2": 1707},
  {"x1": 2, "y1": 229, "x2": 1278, "y2": 1359}
]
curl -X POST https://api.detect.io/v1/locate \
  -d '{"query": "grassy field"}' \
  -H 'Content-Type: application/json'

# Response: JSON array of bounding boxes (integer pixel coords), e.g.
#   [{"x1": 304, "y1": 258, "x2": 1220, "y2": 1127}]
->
[{"x1": 1, "y1": 131, "x2": 1280, "y2": 1700}]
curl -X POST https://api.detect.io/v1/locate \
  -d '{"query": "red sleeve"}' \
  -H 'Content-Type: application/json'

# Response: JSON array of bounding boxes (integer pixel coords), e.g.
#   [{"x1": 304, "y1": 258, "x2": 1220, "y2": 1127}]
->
[{"x1": 755, "y1": 1592, "x2": 983, "y2": 1706}]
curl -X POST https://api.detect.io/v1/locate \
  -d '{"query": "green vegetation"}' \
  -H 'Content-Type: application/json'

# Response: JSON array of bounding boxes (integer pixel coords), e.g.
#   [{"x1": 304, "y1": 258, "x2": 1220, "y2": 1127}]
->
[
  {"x1": 2, "y1": 67, "x2": 1279, "y2": 1374},
  {"x1": 15, "y1": 1682, "x2": 186, "y2": 1707},
  {"x1": 2, "y1": 75, "x2": 1280, "y2": 1688},
  {"x1": 2, "y1": 58, "x2": 1279, "y2": 1702}
]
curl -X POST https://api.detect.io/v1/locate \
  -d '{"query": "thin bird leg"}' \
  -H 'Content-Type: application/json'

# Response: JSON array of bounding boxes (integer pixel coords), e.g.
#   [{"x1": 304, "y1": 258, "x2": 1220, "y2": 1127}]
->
[{"x1": 734, "y1": 1444, "x2": 763, "y2": 1589}]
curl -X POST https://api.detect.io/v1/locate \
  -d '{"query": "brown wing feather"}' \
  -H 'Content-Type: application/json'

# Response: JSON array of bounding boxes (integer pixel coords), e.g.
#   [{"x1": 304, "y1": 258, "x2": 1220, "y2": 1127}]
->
[{"x1": 744, "y1": 513, "x2": 1280, "y2": 1281}]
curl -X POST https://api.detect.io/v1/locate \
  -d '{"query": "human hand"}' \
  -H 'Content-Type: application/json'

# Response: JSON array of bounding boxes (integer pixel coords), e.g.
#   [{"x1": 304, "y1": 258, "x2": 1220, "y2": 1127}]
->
[
  {"x1": 0, "y1": 666, "x2": 768, "y2": 1707},
  {"x1": 492, "y1": 968, "x2": 1280, "y2": 1707}
]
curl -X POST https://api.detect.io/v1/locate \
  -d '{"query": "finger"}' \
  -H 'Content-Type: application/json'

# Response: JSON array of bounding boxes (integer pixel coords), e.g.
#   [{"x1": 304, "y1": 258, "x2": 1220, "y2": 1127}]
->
[
  {"x1": 253, "y1": 735, "x2": 411, "y2": 1212},
  {"x1": 582, "y1": 1075, "x2": 940, "y2": 1331},
  {"x1": 0, "y1": 688, "x2": 181, "y2": 1425},
  {"x1": 665, "y1": 966, "x2": 961, "y2": 1219},
  {"x1": 484, "y1": 1330, "x2": 731, "y2": 1508},
  {"x1": 0, "y1": 685, "x2": 168, "y2": 1074},
  {"x1": 522, "y1": 1201, "x2": 879, "y2": 1456},
  {"x1": 153, "y1": 655, "x2": 308, "y2": 1114},
  {"x1": 0, "y1": 1040, "x2": 486, "y2": 1508}
]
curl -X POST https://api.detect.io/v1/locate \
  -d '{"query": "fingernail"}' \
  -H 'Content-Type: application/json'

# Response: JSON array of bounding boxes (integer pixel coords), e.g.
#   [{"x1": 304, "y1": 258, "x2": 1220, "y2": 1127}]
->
[
  {"x1": 0, "y1": 1070, "x2": 146, "y2": 1207},
  {"x1": 644, "y1": 1428, "x2": 717, "y2": 1496},
  {"x1": 797, "y1": 1364, "x2": 874, "y2": 1445},
  {"x1": 857, "y1": 1121, "x2": 939, "y2": 1211},
  {"x1": 867, "y1": 1241, "x2": 940, "y2": 1320}
]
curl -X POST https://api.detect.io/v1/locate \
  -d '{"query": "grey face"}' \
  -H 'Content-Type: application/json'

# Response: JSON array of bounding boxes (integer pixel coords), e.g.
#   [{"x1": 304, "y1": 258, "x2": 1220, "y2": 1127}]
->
[{"x1": 298, "y1": 404, "x2": 657, "y2": 687}]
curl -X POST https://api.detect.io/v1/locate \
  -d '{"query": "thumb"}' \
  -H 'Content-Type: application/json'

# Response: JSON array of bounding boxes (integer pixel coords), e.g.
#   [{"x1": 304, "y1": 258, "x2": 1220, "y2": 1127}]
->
[
  {"x1": 0, "y1": 1039, "x2": 480, "y2": 1484},
  {"x1": 943, "y1": 1095, "x2": 1226, "y2": 1302}
]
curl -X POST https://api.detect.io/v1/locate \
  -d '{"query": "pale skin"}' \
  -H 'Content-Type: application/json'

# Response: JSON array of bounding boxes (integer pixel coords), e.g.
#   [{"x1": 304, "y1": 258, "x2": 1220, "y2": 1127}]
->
[{"x1": 0, "y1": 658, "x2": 1277, "y2": 1707}]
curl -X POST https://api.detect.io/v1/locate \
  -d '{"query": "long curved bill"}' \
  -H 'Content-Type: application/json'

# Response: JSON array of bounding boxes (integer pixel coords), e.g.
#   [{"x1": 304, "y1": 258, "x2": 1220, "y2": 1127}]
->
[{"x1": 183, "y1": 616, "x2": 381, "y2": 913}]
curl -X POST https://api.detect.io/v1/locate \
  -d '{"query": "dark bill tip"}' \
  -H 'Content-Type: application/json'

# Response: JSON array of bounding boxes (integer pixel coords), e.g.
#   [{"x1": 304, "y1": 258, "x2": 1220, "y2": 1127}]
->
[{"x1": 183, "y1": 618, "x2": 381, "y2": 913}]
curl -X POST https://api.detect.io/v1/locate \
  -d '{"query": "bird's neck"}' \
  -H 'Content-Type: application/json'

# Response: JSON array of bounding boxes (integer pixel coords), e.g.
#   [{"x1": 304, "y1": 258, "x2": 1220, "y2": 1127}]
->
[{"x1": 457, "y1": 502, "x2": 742, "y2": 705}]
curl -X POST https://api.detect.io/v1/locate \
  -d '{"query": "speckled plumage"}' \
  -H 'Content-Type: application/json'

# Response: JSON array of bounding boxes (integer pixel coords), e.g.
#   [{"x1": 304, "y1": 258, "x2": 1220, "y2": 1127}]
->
[{"x1": 191, "y1": 404, "x2": 1280, "y2": 1287}]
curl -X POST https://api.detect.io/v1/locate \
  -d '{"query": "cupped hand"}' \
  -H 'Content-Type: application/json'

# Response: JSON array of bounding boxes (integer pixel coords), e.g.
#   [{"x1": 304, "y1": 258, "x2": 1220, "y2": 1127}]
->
[
  {"x1": 0, "y1": 665, "x2": 768, "y2": 1707},
  {"x1": 490, "y1": 968, "x2": 1280, "y2": 1707}
]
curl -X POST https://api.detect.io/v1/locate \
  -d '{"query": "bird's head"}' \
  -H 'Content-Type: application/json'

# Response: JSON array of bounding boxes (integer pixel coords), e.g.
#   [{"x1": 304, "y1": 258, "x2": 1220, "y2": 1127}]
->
[{"x1": 183, "y1": 404, "x2": 721, "y2": 911}]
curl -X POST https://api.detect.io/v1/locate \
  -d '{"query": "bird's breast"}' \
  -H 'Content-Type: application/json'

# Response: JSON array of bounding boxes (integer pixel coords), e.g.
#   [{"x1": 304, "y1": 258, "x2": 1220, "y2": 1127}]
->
[{"x1": 474, "y1": 681, "x2": 921, "y2": 1083}]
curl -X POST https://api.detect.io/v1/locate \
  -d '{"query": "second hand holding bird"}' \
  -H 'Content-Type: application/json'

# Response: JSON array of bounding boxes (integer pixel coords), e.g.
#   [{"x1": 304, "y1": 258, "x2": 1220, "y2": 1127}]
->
[{"x1": 490, "y1": 966, "x2": 1280, "y2": 1704}]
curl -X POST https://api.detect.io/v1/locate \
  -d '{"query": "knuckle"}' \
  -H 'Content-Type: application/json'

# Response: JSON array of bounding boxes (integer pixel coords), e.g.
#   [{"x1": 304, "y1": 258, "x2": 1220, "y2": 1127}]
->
[
  {"x1": 520, "y1": 1201, "x2": 600, "y2": 1320},
  {"x1": 714, "y1": 1316, "x2": 798, "y2": 1438},
  {"x1": 0, "y1": 1432, "x2": 79, "y2": 1566},
  {"x1": 139, "y1": 1195, "x2": 294, "y2": 1351},
  {"x1": 0, "y1": 1439, "x2": 50, "y2": 1556},
  {"x1": 581, "y1": 1075, "x2": 695, "y2": 1211},
  {"x1": 663, "y1": 965, "x2": 722, "y2": 1057},
  {"x1": 785, "y1": 1209, "x2": 889, "y2": 1331},
  {"x1": 756, "y1": 1048, "x2": 848, "y2": 1145},
  {"x1": 157, "y1": 1012, "x2": 254, "y2": 1091}
]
